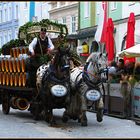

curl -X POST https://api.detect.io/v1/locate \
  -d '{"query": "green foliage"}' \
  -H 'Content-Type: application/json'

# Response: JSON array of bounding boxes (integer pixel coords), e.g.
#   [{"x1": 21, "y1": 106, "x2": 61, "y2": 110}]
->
[
  {"x1": 2, "y1": 39, "x2": 27, "y2": 55},
  {"x1": 0, "y1": 48, "x2": 2, "y2": 55},
  {"x1": 69, "y1": 49, "x2": 82, "y2": 66},
  {"x1": 39, "y1": 54, "x2": 51, "y2": 64},
  {"x1": 18, "y1": 19, "x2": 68, "y2": 44}
]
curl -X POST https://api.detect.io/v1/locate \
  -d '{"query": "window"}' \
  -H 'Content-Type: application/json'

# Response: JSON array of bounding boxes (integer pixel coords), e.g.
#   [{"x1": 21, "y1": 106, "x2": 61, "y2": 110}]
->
[
  {"x1": 52, "y1": 2, "x2": 57, "y2": 9},
  {"x1": 96, "y1": 2, "x2": 100, "y2": 15},
  {"x1": 15, "y1": 5, "x2": 18, "y2": 19},
  {"x1": 0, "y1": 10, "x2": 2, "y2": 23},
  {"x1": 84, "y1": 2, "x2": 89, "y2": 18},
  {"x1": 71, "y1": 16, "x2": 76, "y2": 33},
  {"x1": 32, "y1": 16, "x2": 38, "y2": 22},
  {"x1": 110, "y1": 2, "x2": 117, "y2": 11},
  {"x1": 62, "y1": 17, "x2": 66, "y2": 25},
  {"x1": 60, "y1": 2, "x2": 65, "y2": 6},
  {"x1": 129, "y1": 2, "x2": 135, "y2": 6},
  {"x1": 4, "y1": 34, "x2": 7, "y2": 44},
  {"x1": 15, "y1": 29, "x2": 18, "y2": 39},
  {"x1": 8, "y1": 31, "x2": 12, "y2": 41},
  {"x1": 0, "y1": 36, "x2": 2, "y2": 48},
  {"x1": 4, "y1": 9, "x2": 7, "y2": 22},
  {"x1": 55, "y1": 20, "x2": 58, "y2": 23},
  {"x1": 8, "y1": 7, "x2": 12, "y2": 20},
  {"x1": 24, "y1": 2, "x2": 28, "y2": 8}
]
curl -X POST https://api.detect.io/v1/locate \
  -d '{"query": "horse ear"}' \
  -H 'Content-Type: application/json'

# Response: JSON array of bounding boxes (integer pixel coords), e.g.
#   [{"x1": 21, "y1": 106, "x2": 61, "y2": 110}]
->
[
  {"x1": 99, "y1": 53, "x2": 102, "y2": 58},
  {"x1": 106, "y1": 53, "x2": 108, "y2": 57},
  {"x1": 66, "y1": 45, "x2": 71, "y2": 53}
]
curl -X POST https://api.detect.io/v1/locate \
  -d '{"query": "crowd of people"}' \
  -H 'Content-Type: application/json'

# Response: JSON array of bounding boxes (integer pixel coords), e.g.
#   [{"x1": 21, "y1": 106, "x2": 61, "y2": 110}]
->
[{"x1": 107, "y1": 58, "x2": 140, "y2": 84}]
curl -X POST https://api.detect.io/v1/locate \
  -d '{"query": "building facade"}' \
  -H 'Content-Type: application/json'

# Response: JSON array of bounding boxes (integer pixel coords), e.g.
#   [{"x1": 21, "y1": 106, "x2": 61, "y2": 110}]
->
[
  {"x1": 0, "y1": 2, "x2": 19, "y2": 48},
  {"x1": 78, "y1": 1, "x2": 96, "y2": 52},
  {"x1": 34, "y1": 2, "x2": 50, "y2": 22},
  {"x1": 78, "y1": 1, "x2": 140, "y2": 58},
  {"x1": 0, "y1": 1, "x2": 51, "y2": 48},
  {"x1": 48, "y1": 2, "x2": 78, "y2": 37}
]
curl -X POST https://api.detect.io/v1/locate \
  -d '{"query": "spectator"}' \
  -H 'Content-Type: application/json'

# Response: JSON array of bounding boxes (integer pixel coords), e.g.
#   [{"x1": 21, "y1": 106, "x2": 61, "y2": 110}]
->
[
  {"x1": 115, "y1": 58, "x2": 125, "y2": 82},
  {"x1": 124, "y1": 60, "x2": 135, "y2": 75},
  {"x1": 108, "y1": 61, "x2": 117, "y2": 82}
]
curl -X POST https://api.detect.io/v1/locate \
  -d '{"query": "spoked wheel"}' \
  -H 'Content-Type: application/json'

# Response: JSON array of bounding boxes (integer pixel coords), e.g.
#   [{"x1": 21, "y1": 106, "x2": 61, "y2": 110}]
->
[
  {"x1": 62, "y1": 111, "x2": 69, "y2": 123},
  {"x1": 32, "y1": 101, "x2": 42, "y2": 120},
  {"x1": 96, "y1": 108, "x2": 103, "y2": 122},
  {"x1": 2, "y1": 93, "x2": 10, "y2": 114}
]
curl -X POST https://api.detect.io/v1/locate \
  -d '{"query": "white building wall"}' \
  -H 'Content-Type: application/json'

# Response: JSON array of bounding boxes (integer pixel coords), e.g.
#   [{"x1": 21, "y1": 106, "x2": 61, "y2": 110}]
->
[
  {"x1": 34, "y1": 2, "x2": 50, "y2": 22},
  {"x1": 122, "y1": 2, "x2": 140, "y2": 18},
  {"x1": 115, "y1": 18, "x2": 140, "y2": 56},
  {"x1": 114, "y1": 23, "x2": 127, "y2": 54},
  {"x1": 18, "y1": 2, "x2": 30, "y2": 26},
  {"x1": 114, "y1": 2, "x2": 140, "y2": 55},
  {"x1": 48, "y1": 2, "x2": 78, "y2": 36}
]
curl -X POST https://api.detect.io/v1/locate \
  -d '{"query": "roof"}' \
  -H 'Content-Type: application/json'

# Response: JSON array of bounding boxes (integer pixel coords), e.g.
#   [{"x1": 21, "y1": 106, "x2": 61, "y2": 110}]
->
[{"x1": 67, "y1": 26, "x2": 97, "y2": 40}]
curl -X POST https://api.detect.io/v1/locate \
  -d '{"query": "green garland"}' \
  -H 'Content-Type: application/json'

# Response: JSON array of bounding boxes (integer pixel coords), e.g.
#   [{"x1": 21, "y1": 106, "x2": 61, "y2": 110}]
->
[
  {"x1": 18, "y1": 19, "x2": 68, "y2": 44},
  {"x1": 2, "y1": 39, "x2": 27, "y2": 55}
]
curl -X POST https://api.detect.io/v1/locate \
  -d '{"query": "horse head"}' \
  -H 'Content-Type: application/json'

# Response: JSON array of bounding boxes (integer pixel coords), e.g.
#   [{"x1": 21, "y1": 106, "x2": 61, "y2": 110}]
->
[
  {"x1": 50, "y1": 46, "x2": 71, "y2": 79},
  {"x1": 83, "y1": 52, "x2": 107, "y2": 86},
  {"x1": 36, "y1": 46, "x2": 71, "y2": 90}
]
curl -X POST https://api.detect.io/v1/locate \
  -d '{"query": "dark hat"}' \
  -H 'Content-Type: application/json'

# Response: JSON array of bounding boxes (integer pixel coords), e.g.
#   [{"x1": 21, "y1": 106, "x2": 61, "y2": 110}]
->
[{"x1": 41, "y1": 28, "x2": 46, "y2": 32}]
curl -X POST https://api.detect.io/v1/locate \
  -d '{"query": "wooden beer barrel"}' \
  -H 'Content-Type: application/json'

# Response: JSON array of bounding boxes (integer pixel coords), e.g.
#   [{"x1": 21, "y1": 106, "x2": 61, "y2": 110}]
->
[
  {"x1": 0, "y1": 72, "x2": 2, "y2": 85},
  {"x1": 19, "y1": 73, "x2": 22, "y2": 87},
  {"x1": 5, "y1": 59, "x2": 9, "y2": 72},
  {"x1": 8, "y1": 59, "x2": 13, "y2": 73},
  {"x1": 14, "y1": 73, "x2": 18, "y2": 87},
  {"x1": 2, "y1": 72, "x2": 6, "y2": 85},
  {"x1": 13, "y1": 59, "x2": 17, "y2": 72},
  {"x1": 1, "y1": 59, "x2": 5, "y2": 72},
  {"x1": 22, "y1": 73, "x2": 26, "y2": 87},
  {"x1": 16, "y1": 59, "x2": 21, "y2": 72},
  {"x1": 10, "y1": 74, "x2": 14, "y2": 86},
  {"x1": 6, "y1": 73, "x2": 10, "y2": 86}
]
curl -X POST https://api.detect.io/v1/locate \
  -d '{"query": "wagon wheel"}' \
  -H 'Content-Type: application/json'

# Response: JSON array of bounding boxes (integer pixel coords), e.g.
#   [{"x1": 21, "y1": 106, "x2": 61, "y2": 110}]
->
[{"x1": 2, "y1": 93, "x2": 10, "y2": 114}]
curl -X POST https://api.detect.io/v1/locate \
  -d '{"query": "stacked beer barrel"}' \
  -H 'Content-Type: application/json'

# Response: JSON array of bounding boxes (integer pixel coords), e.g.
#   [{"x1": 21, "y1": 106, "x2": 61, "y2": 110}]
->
[{"x1": 0, "y1": 47, "x2": 29, "y2": 87}]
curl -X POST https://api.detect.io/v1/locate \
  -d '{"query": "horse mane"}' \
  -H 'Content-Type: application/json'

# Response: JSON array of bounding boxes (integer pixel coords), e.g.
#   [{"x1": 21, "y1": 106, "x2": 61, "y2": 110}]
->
[{"x1": 86, "y1": 52, "x2": 102, "y2": 63}]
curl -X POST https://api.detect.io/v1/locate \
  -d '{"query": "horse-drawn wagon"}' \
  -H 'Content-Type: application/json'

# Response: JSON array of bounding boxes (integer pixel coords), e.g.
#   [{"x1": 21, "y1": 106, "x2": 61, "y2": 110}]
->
[{"x1": 0, "y1": 19, "x2": 69, "y2": 116}]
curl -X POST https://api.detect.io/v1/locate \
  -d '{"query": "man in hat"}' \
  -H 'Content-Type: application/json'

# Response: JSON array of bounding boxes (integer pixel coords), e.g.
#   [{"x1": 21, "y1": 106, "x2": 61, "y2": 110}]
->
[
  {"x1": 29, "y1": 27, "x2": 54, "y2": 56},
  {"x1": 27, "y1": 27, "x2": 55, "y2": 87}
]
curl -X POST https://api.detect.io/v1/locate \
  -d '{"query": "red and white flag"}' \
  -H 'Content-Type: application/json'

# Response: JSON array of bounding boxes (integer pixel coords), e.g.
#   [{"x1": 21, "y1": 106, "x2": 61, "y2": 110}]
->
[{"x1": 94, "y1": 1, "x2": 108, "y2": 43}]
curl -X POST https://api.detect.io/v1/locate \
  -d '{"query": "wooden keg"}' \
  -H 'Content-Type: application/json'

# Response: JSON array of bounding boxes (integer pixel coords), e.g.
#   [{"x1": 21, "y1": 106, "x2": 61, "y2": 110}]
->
[
  {"x1": 18, "y1": 73, "x2": 22, "y2": 87},
  {"x1": 22, "y1": 73, "x2": 26, "y2": 87},
  {"x1": 0, "y1": 72, "x2": 2, "y2": 85},
  {"x1": 6, "y1": 73, "x2": 10, "y2": 86},
  {"x1": 5, "y1": 59, "x2": 9, "y2": 72},
  {"x1": 10, "y1": 74, "x2": 14, "y2": 86},
  {"x1": 8, "y1": 59, "x2": 13, "y2": 73},
  {"x1": 13, "y1": 59, "x2": 17, "y2": 73},
  {"x1": 21, "y1": 59, "x2": 25, "y2": 72},
  {"x1": 14, "y1": 73, "x2": 18, "y2": 87},
  {"x1": 16, "y1": 59, "x2": 21, "y2": 72},
  {"x1": 2, "y1": 72, "x2": 6, "y2": 85},
  {"x1": 1, "y1": 59, "x2": 5, "y2": 72}
]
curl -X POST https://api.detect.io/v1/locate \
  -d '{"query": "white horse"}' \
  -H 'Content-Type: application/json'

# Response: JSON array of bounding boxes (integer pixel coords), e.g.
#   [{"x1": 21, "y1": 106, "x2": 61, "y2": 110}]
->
[{"x1": 62, "y1": 52, "x2": 107, "y2": 126}]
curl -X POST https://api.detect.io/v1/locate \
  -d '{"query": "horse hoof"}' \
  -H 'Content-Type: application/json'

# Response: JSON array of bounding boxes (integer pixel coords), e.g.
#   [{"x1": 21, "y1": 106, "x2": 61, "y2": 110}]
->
[
  {"x1": 96, "y1": 109, "x2": 103, "y2": 122},
  {"x1": 50, "y1": 120, "x2": 57, "y2": 126},
  {"x1": 97, "y1": 117, "x2": 103, "y2": 122},
  {"x1": 62, "y1": 115, "x2": 69, "y2": 123},
  {"x1": 73, "y1": 116, "x2": 78, "y2": 120},
  {"x1": 81, "y1": 121, "x2": 87, "y2": 126},
  {"x1": 33, "y1": 115, "x2": 40, "y2": 121},
  {"x1": 78, "y1": 118, "x2": 81, "y2": 123}
]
